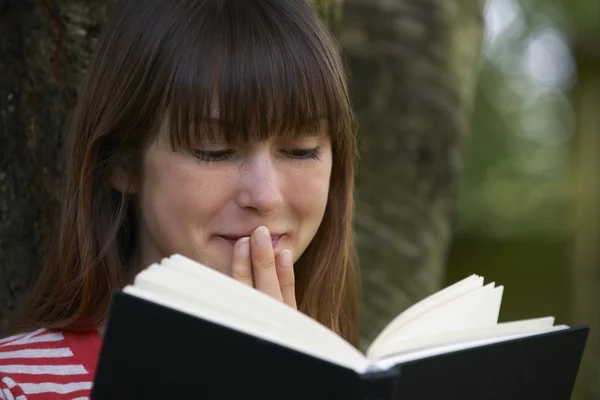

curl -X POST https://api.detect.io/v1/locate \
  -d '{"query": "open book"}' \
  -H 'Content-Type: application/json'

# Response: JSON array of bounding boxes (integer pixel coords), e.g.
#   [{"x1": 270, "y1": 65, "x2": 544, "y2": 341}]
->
[{"x1": 91, "y1": 254, "x2": 589, "y2": 400}]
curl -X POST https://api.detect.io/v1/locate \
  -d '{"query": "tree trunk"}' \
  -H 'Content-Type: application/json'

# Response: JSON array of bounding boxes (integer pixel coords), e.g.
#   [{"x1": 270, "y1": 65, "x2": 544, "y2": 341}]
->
[
  {"x1": 570, "y1": 44, "x2": 600, "y2": 400},
  {"x1": 338, "y1": 0, "x2": 485, "y2": 345},
  {"x1": 0, "y1": 0, "x2": 115, "y2": 336}
]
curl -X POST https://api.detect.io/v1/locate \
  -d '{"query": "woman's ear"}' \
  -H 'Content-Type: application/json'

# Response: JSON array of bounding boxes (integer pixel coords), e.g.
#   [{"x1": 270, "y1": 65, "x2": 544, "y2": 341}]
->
[{"x1": 110, "y1": 163, "x2": 137, "y2": 194}]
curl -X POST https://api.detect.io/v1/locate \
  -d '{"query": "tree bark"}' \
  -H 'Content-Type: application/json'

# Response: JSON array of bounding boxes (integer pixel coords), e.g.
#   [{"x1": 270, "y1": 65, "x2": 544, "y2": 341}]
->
[
  {"x1": 0, "y1": 0, "x2": 114, "y2": 336},
  {"x1": 338, "y1": 0, "x2": 485, "y2": 345}
]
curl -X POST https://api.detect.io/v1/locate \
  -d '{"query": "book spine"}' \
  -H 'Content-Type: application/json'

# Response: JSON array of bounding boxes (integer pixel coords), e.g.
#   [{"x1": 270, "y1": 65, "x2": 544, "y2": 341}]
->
[{"x1": 360, "y1": 365, "x2": 400, "y2": 400}]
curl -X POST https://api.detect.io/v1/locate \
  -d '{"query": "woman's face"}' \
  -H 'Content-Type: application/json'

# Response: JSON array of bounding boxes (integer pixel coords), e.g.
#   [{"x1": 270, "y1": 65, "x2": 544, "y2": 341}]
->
[{"x1": 128, "y1": 121, "x2": 332, "y2": 275}]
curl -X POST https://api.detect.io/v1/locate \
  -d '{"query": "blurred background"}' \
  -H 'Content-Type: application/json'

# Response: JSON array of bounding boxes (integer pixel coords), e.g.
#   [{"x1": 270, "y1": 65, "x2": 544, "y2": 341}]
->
[
  {"x1": 447, "y1": 1, "x2": 599, "y2": 398},
  {"x1": 449, "y1": 0, "x2": 596, "y2": 322}
]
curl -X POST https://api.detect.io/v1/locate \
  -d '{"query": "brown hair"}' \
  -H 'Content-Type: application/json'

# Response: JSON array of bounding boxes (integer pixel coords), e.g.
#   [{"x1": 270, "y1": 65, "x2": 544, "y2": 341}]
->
[{"x1": 13, "y1": 0, "x2": 360, "y2": 347}]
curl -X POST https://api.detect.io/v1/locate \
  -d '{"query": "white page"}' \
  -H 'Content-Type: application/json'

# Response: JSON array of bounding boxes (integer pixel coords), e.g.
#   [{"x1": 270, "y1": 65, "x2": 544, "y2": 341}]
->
[
  {"x1": 368, "y1": 317, "x2": 556, "y2": 359},
  {"x1": 368, "y1": 275, "x2": 484, "y2": 352},
  {"x1": 367, "y1": 283, "x2": 503, "y2": 358},
  {"x1": 373, "y1": 325, "x2": 569, "y2": 369}
]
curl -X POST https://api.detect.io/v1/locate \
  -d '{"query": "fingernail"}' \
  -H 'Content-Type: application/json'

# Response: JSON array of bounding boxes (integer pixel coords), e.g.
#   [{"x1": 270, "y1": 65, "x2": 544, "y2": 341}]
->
[
  {"x1": 280, "y1": 249, "x2": 292, "y2": 268},
  {"x1": 238, "y1": 237, "x2": 250, "y2": 258},
  {"x1": 253, "y1": 226, "x2": 270, "y2": 245}
]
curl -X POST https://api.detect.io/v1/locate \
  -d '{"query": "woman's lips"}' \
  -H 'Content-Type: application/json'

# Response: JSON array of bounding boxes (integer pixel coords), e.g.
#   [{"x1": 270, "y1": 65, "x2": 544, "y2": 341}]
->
[{"x1": 219, "y1": 235, "x2": 283, "y2": 248}]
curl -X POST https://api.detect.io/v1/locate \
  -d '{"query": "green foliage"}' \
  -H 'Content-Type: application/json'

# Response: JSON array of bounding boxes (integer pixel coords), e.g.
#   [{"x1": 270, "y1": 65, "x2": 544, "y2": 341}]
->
[
  {"x1": 519, "y1": 0, "x2": 600, "y2": 37},
  {"x1": 456, "y1": 0, "x2": 588, "y2": 238}
]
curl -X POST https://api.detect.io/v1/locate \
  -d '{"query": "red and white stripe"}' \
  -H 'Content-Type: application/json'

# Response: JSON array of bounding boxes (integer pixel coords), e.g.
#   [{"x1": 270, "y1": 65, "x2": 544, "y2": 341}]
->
[{"x1": 0, "y1": 328, "x2": 101, "y2": 400}]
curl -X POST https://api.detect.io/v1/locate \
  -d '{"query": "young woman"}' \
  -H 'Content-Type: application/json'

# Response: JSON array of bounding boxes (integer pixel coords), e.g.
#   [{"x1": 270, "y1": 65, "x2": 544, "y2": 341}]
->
[{"x1": 0, "y1": 0, "x2": 359, "y2": 398}]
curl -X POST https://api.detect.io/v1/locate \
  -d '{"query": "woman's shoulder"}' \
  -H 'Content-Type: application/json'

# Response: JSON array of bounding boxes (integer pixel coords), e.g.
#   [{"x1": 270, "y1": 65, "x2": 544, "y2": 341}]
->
[{"x1": 0, "y1": 328, "x2": 102, "y2": 399}]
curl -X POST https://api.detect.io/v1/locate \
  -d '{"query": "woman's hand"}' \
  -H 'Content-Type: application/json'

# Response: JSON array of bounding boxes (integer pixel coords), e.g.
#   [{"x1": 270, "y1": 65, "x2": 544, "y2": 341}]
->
[{"x1": 231, "y1": 226, "x2": 297, "y2": 309}]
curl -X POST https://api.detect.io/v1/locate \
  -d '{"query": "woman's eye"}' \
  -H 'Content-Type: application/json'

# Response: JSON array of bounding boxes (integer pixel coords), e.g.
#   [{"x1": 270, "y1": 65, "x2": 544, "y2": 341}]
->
[
  {"x1": 282, "y1": 147, "x2": 322, "y2": 160},
  {"x1": 192, "y1": 149, "x2": 235, "y2": 162}
]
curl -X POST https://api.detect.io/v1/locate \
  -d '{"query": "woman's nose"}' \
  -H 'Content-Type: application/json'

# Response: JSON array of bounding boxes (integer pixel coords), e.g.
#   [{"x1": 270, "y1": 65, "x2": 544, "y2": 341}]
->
[{"x1": 236, "y1": 153, "x2": 283, "y2": 215}]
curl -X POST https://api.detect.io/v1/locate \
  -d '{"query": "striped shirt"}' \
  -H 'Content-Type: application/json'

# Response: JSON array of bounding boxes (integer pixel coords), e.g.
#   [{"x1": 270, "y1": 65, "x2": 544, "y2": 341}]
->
[{"x1": 0, "y1": 328, "x2": 102, "y2": 400}]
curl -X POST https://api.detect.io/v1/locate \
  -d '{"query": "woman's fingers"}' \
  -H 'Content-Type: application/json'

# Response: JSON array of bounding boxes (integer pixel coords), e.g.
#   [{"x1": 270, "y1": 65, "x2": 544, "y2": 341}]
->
[
  {"x1": 231, "y1": 237, "x2": 253, "y2": 287},
  {"x1": 250, "y1": 226, "x2": 284, "y2": 302},
  {"x1": 230, "y1": 226, "x2": 297, "y2": 309},
  {"x1": 276, "y1": 249, "x2": 297, "y2": 309}
]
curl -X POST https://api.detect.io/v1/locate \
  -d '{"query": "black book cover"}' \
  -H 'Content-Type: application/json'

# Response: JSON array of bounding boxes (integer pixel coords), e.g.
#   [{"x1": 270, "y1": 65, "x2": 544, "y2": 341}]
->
[
  {"x1": 388, "y1": 324, "x2": 588, "y2": 399},
  {"x1": 92, "y1": 291, "x2": 364, "y2": 400},
  {"x1": 91, "y1": 291, "x2": 588, "y2": 400}
]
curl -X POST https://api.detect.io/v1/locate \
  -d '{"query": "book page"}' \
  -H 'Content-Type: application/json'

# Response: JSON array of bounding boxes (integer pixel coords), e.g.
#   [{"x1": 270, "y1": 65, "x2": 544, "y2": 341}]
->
[
  {"x1": 368, "y1": 317, "x2": 555, "y2": 359},
  {"x1": 372, "y1": 325, "x2": 569, "y2": 369},
  {"x1": 367, "y1": 282, "x2": 503, "y2": 358},
  {"x1": 368, "y1": 275, "x2": 484, "y2": 352}
]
